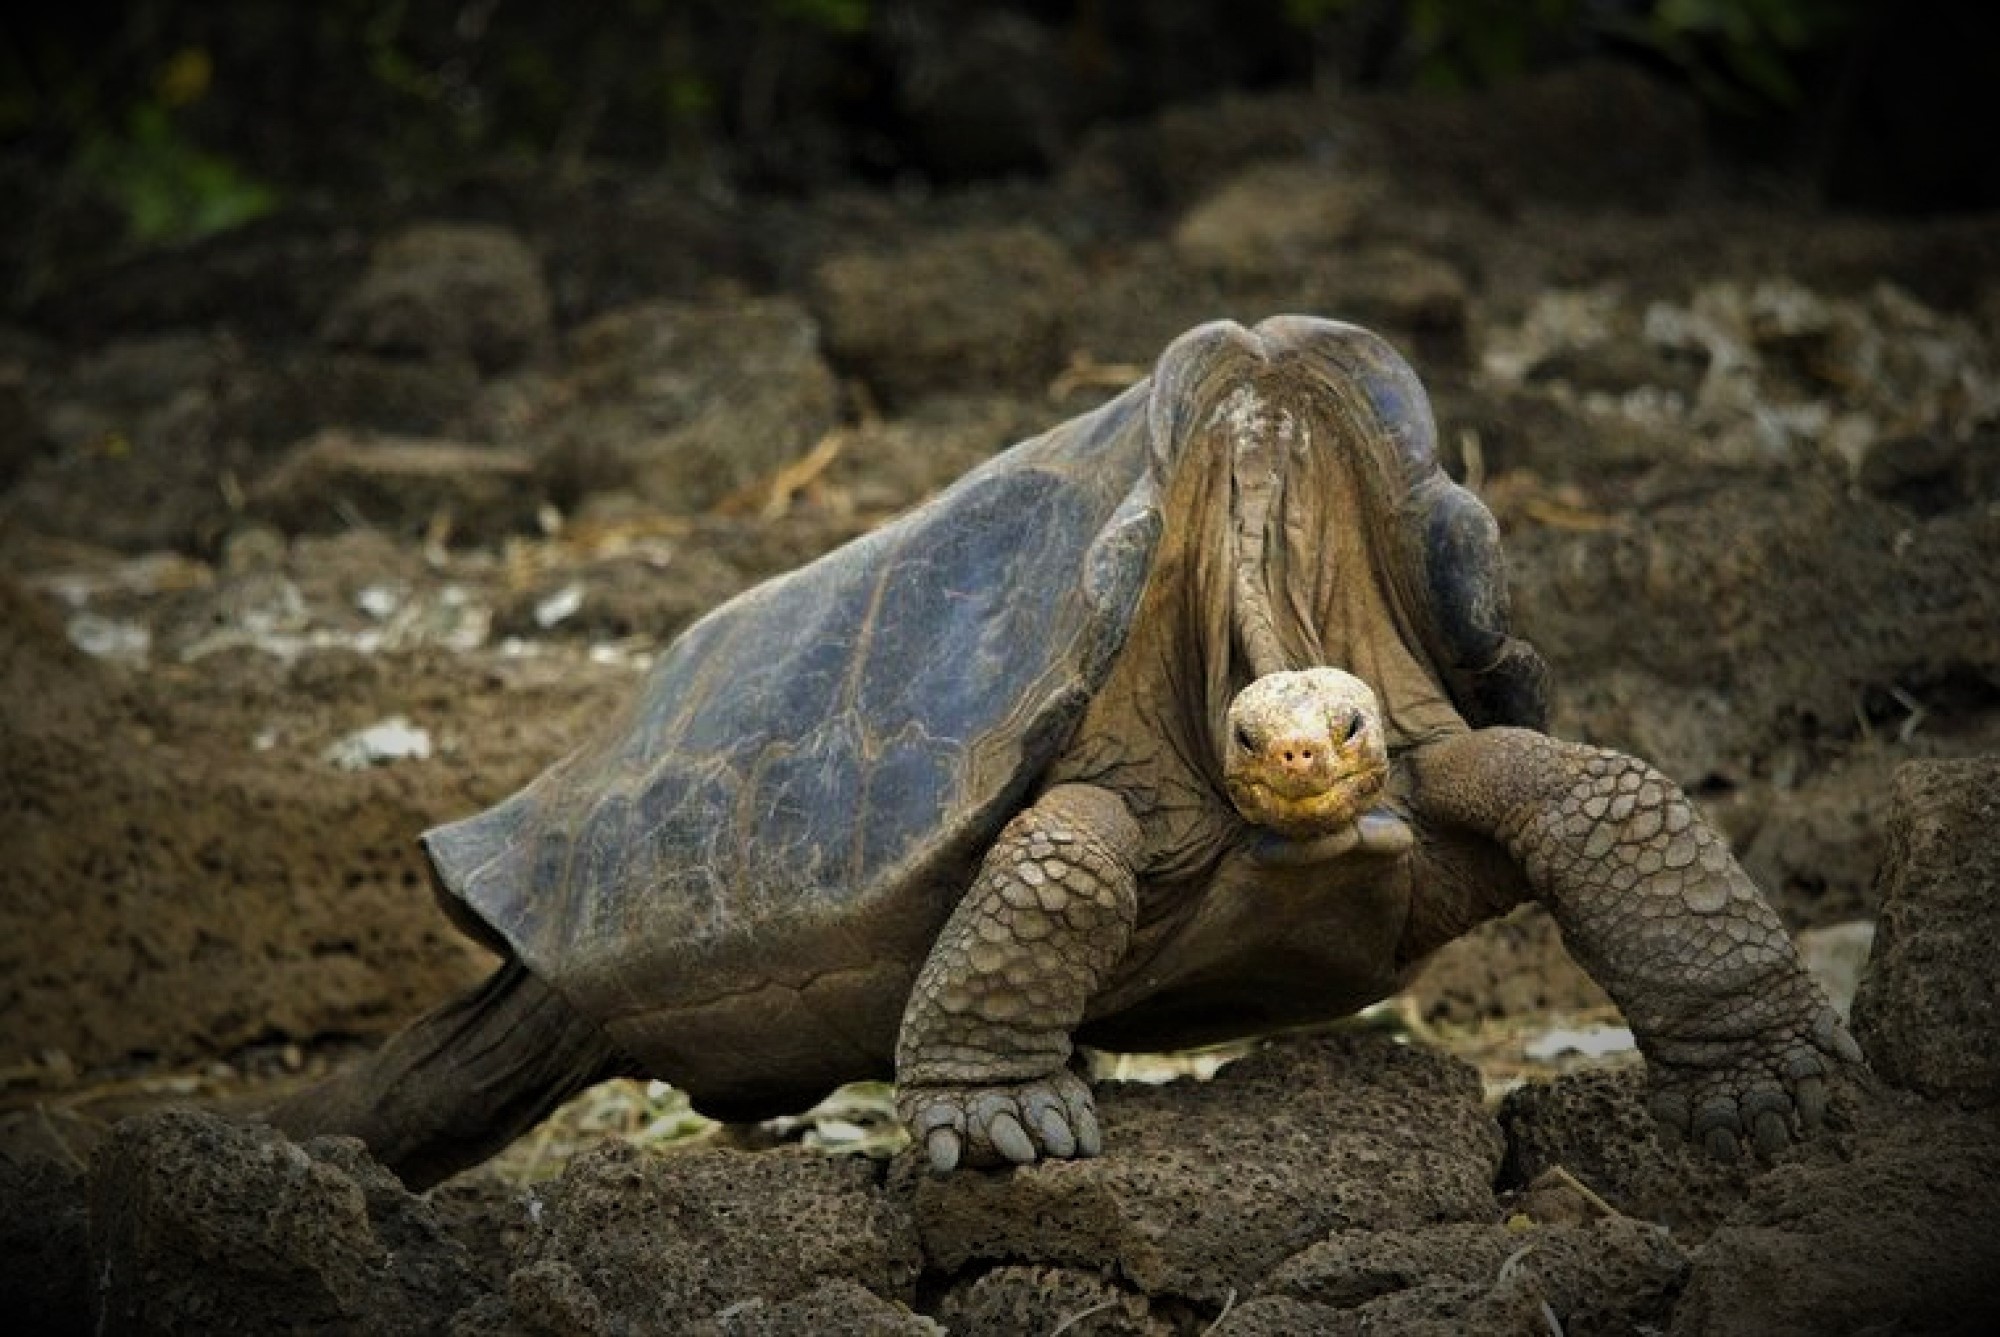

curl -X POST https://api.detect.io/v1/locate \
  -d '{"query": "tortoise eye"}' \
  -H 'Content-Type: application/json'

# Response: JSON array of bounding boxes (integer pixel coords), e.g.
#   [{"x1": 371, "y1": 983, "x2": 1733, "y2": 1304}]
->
[
  {"x1": 1234, "y1": 722, "x2": 1257, "y2": 752},
  {"x1": 1342, "y1": 714, "x2": 1366, "y2": 743}
]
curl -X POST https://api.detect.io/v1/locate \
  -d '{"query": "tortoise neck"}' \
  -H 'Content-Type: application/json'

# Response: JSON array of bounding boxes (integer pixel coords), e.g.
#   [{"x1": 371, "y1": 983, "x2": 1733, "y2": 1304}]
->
[
  {"x1": 1211, "y1": 370, "x2": 1463, "y2": 745},
  {"x1": 1221, "y1": 380, "x2": 1298, "y2": 682}
]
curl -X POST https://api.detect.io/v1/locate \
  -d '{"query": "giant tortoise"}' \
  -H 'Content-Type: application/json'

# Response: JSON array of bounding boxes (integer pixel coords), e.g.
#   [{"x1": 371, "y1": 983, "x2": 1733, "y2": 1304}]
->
[{"x1": 274, "y1": 316, "x2": 1861, "y2": 1186}]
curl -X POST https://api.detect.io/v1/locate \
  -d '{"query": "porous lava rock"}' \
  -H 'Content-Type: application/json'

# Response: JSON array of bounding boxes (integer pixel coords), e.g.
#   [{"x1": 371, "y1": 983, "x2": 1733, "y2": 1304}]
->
[
  {"x1": 88, "y1": 1108, "x2": 486, "y2": 1334},
  {"x1": 811, "y1": 224, "x2": 1080, "y2": 406},
  {"x1": 0, "y1": 1152, "x2": 93, "y2": 1337},
  {"x1": 320, "y1": 222, "x2": 552, "y2": 374},
  {"x1": 903, "y1": 1031, "x2": 1503, "y2": 1306},
  {"x1": 489, "y1": 1142, "x2": 922, "y2": 1335},
  {"x1": 1668, "y1": 1092, "x2": 2000, "y2": 1337},
  {"x1": 535, "y1": 296, "x2": 840, "y2": 512},
  {"x1": 935, "y1": 1264, "x2": 1172, "y2": 1336},
  {"x1": 1245, "y1": 1220, "x2": 1688, "y2": 1336},
  {"x1": 695, "y1": 1279, "x2": 942, "y2": 1336},
  {"x1": 1497, "y1": 1067, "x2": 1756, "y2": 1240},
  {"x1": 1850, "y1": 758, "x2": 2000, "y2": 1104},
  {"x1": 248, "y1": 431, "x2": 541, "y2": 541}
]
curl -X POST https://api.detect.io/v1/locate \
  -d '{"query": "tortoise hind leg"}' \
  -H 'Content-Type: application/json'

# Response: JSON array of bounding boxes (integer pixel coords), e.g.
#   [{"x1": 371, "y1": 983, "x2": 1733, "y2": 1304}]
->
[{"x1": 266, "y1": 957, "x2": 635, "y2": 1190}]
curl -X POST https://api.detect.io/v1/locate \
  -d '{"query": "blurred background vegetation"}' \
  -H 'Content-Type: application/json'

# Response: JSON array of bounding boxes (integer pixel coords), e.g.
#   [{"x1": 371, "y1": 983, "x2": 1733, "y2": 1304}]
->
[{"x1": 0, "y1": 1, "x2": 1987, "y2": 258}]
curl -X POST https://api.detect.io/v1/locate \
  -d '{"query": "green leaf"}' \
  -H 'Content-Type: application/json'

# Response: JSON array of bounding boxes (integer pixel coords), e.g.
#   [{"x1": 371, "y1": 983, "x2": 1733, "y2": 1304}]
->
[{"x1": 78, "y1": 102, "x2": 279, "y2": 244}]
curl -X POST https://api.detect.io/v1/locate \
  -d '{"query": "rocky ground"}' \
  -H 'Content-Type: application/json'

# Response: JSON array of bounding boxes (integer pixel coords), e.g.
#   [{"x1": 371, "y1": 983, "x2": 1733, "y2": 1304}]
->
[{"x1": 2, "y1": 60, "x2": 1998, "y2": 1334}]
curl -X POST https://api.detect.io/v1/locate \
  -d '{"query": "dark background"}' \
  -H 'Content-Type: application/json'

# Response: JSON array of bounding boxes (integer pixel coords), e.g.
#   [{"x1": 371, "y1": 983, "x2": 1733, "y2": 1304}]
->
[{"x1": 2, "y1": 1, "x2": 1994, "y2": 299}]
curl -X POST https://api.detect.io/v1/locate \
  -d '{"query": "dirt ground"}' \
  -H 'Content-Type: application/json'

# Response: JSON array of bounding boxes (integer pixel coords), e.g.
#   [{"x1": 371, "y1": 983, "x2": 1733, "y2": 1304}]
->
[{"x1": 3, "y1": 61, "x2": 1999, "y2": 1334}]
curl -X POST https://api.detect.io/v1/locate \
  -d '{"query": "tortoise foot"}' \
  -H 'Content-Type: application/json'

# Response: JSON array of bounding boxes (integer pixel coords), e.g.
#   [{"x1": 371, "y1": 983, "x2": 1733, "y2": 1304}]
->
[
  {"x1": 1642, "y1": 981, "x2": 1865, "y2": 1161},
  {"x1": 898, "y1": 1068, "x2": 1101, "y2": 1173}
]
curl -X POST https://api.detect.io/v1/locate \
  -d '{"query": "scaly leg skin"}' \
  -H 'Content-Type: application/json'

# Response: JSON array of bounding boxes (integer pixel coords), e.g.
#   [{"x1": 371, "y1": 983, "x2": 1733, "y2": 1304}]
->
[
  {"x1": 266, "y1": 958, "x2": 634, "y2": 1190},
  {"x1": 1412, "y1": 728, "x2": 1865, "y2": 1160},
  {"x1": 896, "y1": 782, "x2": 1141, "y2": 1173}
]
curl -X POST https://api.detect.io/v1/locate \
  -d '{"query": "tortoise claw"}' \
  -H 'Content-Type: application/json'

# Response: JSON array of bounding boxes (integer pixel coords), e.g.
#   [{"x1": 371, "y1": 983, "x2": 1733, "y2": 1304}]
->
[
  {"x1": 925, "y1": 1127, "x2": 962, "y2": 1174},
  {"x1": 1692, "y1": 1096, "x2": 1741, "y2": 1160},
  {"x1": 1793, "y1": 1075, "x2": 1828, "y2": 1129},
  {"x1": 1068, "y1": 1089, "x2": 1102, "y2": 1158},
  {"x1": 1815, "y1": 1010, "x2": 1864, "y2": 1065},
  {"x1": 1024, "y1": 1094, "x2": 1076, "y2": 1158},
  {"x1": 1751, "y1": 1109, "x2": 1790, "y2": 1156},
  {"x1": 897, "y1": 1069, "x2": 1102, "y2": 1172},
  {"x1": 987, "y1": 1111, "x2": 1035, "y2": 1164},
  {"x1": 1641, "y1": 985, "x2": 1869, "y2": 1163}
]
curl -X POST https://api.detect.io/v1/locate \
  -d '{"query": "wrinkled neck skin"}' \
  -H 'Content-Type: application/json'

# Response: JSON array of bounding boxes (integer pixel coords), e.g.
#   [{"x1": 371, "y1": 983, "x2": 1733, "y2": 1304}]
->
[
  {"x1": 1057, "y1": 338, "x2": 1466, "y2": 882},
  {"x1": 1168, "y1": 360, "x2": 1464, "y2": 782}
]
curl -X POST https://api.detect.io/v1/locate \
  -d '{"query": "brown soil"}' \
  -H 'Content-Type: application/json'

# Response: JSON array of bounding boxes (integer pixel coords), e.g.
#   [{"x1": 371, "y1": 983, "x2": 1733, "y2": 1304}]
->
[{"x1": 3, "y1": 61, "x2": 1998, "y2": 1335}]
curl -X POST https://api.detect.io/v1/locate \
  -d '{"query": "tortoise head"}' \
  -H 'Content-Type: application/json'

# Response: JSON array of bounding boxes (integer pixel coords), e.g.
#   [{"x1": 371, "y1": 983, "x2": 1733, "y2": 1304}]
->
[
  {"x1": 1141, "y1": 316, "x2": 1472, "y2": 776},
  {"x1": 1222, "y1": 667, "x2": 1388, "y2": 838}
]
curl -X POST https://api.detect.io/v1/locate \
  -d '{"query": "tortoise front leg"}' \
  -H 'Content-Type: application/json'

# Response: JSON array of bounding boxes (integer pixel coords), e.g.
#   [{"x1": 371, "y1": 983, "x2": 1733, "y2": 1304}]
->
[
  {"x1": 896, "y1": 782, "x2": 1141, "y2": 1172},
  {"x1": 1410, "y1": 728, "x2": 1865, "y2": 1159}
]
